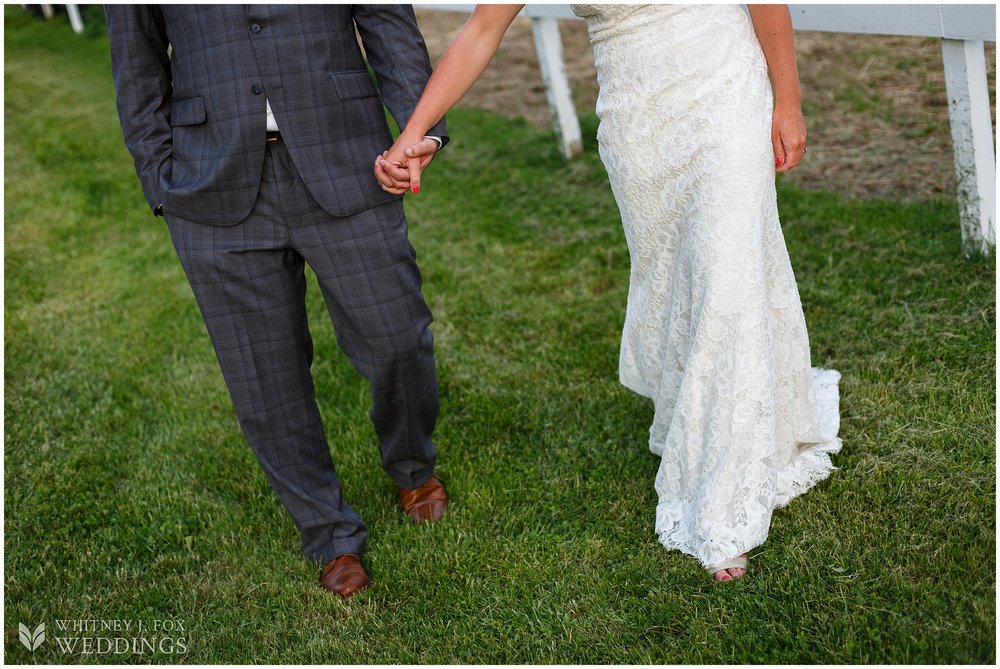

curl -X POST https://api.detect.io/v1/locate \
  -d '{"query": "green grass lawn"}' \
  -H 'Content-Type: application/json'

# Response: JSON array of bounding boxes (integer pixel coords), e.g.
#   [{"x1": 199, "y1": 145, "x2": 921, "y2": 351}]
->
[{"x1": 4, "y1": 8, "x2": 995, "y2": 664}]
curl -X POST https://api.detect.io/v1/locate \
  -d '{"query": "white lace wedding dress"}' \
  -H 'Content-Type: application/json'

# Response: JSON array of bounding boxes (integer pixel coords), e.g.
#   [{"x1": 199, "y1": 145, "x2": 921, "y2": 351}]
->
[{"x1": 571, "y1": 4, "x2": 842, "y2": 569}]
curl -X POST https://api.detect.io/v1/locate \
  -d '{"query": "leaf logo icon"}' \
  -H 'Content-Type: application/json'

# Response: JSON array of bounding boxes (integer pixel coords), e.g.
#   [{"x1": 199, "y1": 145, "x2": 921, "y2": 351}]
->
[{"x1": 18, "y1": 622, "x2": 45, "y2": 651}]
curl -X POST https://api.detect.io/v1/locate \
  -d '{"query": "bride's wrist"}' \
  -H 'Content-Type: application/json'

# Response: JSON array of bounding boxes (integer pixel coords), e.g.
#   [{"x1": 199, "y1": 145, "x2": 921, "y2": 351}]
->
[
  {"x1": 397, "y1": 128, "x2": 427, "y2": 148},
  {"x1": 772, "y1": 87, "x2": 802, "y2": 108},
  {"x1": 773, "y1": 97, "x2": 802, "y2": 114}
]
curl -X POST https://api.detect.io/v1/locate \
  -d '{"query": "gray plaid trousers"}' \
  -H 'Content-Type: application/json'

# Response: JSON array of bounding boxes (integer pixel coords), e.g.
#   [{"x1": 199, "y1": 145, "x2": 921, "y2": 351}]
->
[{"x1": 166, "y1": 140, "x2": 438, "y2": 563}]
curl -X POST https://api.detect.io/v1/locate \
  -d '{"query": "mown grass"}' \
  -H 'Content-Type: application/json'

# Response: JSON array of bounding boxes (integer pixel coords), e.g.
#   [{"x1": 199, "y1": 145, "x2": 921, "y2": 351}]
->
[{"x1": 4, "y1": 7, "x2": 995, "y2": 664}]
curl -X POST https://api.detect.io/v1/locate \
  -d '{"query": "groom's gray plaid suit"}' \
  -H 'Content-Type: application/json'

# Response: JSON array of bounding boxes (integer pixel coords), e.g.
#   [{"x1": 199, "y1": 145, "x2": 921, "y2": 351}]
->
[{"x1": 108, "y1": 4, "x2": 448, "y2": 564}]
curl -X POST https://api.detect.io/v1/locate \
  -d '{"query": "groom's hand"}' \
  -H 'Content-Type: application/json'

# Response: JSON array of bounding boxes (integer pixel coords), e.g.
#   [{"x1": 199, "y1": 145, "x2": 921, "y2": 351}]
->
[
  {"x1": 375, "y1": 137, "x2": 440, "y2": 194},
  {"x1": 375, "y1": 154, "x2": 412, "y2": 195}
]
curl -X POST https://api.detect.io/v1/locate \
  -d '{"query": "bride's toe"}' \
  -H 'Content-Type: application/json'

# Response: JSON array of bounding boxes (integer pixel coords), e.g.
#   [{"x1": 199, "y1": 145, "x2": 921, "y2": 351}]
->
[{"x1": 708, "y1": 553, "x2": 748, "y2": 582}]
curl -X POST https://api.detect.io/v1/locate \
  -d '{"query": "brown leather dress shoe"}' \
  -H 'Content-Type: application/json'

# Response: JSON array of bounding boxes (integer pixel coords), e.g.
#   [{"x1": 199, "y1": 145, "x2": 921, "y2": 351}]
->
[
  {"x1": 399, "y1": 474, "x2": 448, "y2": 524},
  {"x1": 319, "y1": 554, "x2": 370, "y2": 597}
]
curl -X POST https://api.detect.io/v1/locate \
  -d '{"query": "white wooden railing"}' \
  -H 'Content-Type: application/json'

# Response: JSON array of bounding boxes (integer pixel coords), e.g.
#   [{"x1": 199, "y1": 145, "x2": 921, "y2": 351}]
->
[{"x1": 426, "y1": 3, "x2": 996, "y2": 257}]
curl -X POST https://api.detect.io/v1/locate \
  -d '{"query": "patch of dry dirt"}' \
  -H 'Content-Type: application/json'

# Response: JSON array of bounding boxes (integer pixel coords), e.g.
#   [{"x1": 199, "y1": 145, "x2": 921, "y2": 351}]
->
[{"x1": 414, "y1": 9, "x2": 996, "y2": 201}]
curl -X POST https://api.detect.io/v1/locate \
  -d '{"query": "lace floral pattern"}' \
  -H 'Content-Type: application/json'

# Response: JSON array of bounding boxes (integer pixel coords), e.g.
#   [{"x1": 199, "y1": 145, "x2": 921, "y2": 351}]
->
[{"x1": 572, "y1": 4, "x2": 842, "y2": 568}]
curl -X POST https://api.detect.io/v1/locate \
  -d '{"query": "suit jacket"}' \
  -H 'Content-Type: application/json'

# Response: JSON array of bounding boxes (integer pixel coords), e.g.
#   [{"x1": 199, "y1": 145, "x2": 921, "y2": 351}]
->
[{"x1": 107, "y1": 4, "x2": 447, "y2": 224}]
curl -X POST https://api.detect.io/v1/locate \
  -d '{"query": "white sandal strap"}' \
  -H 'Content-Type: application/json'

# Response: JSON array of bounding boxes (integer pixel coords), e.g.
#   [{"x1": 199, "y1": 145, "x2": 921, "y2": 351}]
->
[{"x1": 707, "y1": 556, "x2": 748, "y2": 573}]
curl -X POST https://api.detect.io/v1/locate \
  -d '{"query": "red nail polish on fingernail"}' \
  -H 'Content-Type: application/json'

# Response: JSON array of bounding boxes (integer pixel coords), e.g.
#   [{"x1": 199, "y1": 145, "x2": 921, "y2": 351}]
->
[
  {"x1": 412, "y1": 186, "x2": 419, "y2": 194},
  {"x1": 776, "y1": 157, "x2": 784, "y2": 167}
]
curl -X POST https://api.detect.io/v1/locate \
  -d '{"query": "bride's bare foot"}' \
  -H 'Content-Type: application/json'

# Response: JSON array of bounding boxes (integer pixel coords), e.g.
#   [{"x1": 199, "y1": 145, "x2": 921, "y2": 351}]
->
[{"x1": 709, "y1": 554, "x2": 748, "y2": 582}]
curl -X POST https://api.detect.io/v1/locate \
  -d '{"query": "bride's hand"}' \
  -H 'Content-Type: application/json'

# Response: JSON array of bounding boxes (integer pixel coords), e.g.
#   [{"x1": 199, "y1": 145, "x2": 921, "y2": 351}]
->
[
  {"x1": 771, "y1": 100, "x2": 806, "y2": 172},
  {"x1": 374, "y1": 136, "x2": 439, "y2": 194}
]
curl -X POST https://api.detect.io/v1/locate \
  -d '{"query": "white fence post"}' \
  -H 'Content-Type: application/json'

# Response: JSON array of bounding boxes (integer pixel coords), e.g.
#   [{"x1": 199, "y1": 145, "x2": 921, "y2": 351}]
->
[
  {"x1": 65, "y1": 4, "x2": 84, "y2": 34},
  {"x1": 941, "y1": 38, "x2": 996, "y2": 257},
  {"x1": 530, "y1": 16, "x2": 582, "y2": 159}
]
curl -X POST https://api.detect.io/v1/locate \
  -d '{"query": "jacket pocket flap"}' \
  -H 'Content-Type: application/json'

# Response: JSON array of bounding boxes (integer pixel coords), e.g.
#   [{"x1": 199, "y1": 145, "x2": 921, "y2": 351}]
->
[
  {"x1": 170, "y1": 96, "x2": 206, "y2": 126},
  {"x1": 330, "y1": 71, "x2": 379, "y2": 101}
]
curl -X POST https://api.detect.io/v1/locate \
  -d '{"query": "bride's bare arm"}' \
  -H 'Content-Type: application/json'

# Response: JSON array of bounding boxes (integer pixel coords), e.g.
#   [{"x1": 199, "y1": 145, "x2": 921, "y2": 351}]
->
[
  {"x1": 402, "y1": 4, "x2": 523, "y2": 146},
  {"x1": 376, "y1": 4, "x2": 523, "y2": 193},
  {"x1": 747, "y1": 5, "x2": 807, "y2": 172}
]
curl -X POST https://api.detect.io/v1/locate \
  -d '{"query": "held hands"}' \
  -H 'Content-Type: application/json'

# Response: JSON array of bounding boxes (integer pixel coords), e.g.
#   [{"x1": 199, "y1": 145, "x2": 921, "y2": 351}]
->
[
  {"x1": 772, "y1": 100, "x2": 807, "y2": 172},
  {"x1": 375, "y1": 102, "x2": 805, "y2": 189},
  {"x1": 374, "y1": 136, "x2": 439, "y2": 195}
]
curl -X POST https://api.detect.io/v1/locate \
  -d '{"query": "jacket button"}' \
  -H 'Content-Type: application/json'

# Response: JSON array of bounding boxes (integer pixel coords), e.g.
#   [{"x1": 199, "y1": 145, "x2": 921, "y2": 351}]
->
[
  {"x1": 252, "y1": 83, "x2": 263, "y2": 95},
  {"x1": 249, "y1": 23, "x2": 262, "y2": 34}
]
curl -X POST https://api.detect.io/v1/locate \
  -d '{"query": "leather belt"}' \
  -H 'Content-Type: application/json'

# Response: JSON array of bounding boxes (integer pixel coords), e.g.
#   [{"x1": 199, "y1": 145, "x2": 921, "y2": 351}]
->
[{"x1": 265, "y1": 131, "x2": 282, "y2": 142}]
